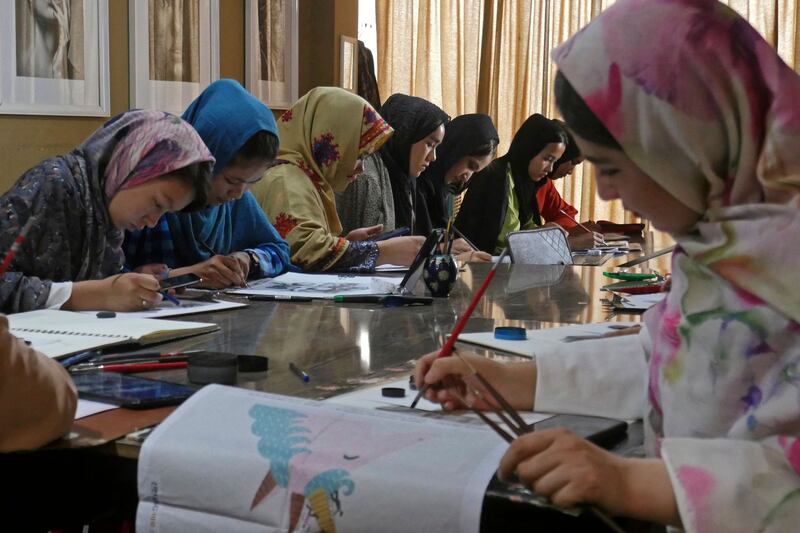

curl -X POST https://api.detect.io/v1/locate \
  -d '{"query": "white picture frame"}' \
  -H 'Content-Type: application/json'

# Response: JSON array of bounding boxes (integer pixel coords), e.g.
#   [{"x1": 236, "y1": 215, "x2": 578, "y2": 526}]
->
[
  {"x1": 129, "y1": 0, "x2": 219, "y2": 115},
  {"x1": 245, "y1": 0, "x2": 298, "y2": 110},
  {"x1": 340, "y1": 35, "x2": 358, "y2": 93},
  {"x1": 0, "y1": 0, "x2": 110, "y2": 116}
]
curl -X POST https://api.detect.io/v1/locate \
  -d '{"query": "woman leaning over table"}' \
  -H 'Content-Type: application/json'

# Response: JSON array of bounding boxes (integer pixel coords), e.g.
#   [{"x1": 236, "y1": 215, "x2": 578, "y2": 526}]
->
[
  {"x1": 251, "y1": 87, "x2": 425, "y2": 272},
  {"x1": 0, "y1": 110, "x2": 214, "y2": 314},
  {"x1": 416, "y1": 0, "x2": 800, "y2": 529},
  {"x1": 124, "y1": 80, "x2": 291, "y2": 289}
]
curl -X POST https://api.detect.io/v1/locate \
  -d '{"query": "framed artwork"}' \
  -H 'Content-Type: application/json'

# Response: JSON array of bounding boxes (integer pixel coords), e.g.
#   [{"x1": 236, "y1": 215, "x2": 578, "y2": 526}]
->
[
  {"x1": 129, "y1": 0, "x2": 219, "y2": 115},
  {"x1": 0, "y1": 0, "x2": 109, "y2": 116},
  {"x1": 245, "y1": 0, "x2": 298, "y2": 109},
  {"x1": 339, "y1": 36, "x2": 357, "y2": 93}
]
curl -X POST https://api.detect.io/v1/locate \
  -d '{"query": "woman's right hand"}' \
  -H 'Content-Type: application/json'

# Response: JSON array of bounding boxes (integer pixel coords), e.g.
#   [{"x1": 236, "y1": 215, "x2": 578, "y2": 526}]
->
[
  {"x1": 413, "y1": 351, "x2": 537, "y2": 411},
  {"x1": 376, "y1": 236, "x2": 426, "y2": 266},
  {"x1": 66, "y1": 273, "x2": 163, "y2": 312},
  {"x1": 189, "y1": 255, "x2": 248, "y2": 288}
]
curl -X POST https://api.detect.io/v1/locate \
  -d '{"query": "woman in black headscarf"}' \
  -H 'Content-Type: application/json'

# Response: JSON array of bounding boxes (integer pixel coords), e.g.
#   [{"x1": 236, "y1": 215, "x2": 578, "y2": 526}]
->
[
  {"x1": 336, "y1": 94, "x2": 449, "y2": 235},
  {"x1": 415, "y1": 114, "x2": 499, "y2": 237},
  {"x1": 456, "y1": 114, "x2": 600, "y2": 253}
]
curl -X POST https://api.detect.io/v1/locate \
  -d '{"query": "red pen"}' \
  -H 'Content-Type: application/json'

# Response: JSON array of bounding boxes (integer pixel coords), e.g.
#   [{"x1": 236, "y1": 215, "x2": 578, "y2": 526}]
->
[
  {"x1": 410, "y1": 248, "x2": 509, "y2": 408},
  {"x1": 70, "y1": 361, "x2": 188, "y2": 373}
]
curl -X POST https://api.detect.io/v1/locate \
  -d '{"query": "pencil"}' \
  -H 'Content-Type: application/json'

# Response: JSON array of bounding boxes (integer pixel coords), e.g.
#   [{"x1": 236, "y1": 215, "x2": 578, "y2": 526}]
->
[
  {"x1": 410, "y1": 247, "x2": 509, "y2": 408},
  {"x1": 0, "y1": 218, "x2": 35, "y2": 277}
]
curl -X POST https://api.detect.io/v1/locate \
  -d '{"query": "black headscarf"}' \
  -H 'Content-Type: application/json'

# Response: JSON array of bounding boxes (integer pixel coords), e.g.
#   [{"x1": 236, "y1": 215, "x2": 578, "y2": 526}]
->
[
  {"x1": 378, "y1": 94, "x2": 450, "y2": 232},
  {"x1": 455, "y1": 114, "x2": 567, "y2": 252},
  {"x1": 550, "y1": 119, "x2": 582, "y2": 176},
  {"x1": 356, "y1": 41, "x2": 381, "y2": 110},
  {"x1": 415, "y1": 114, "x2": 499, "y2": 235}
]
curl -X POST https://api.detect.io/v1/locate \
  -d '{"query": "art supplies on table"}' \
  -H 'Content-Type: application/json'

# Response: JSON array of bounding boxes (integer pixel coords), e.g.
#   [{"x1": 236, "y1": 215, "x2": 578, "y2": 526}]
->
[
  {"x1": 9, "y1": 309, "x2": 219, "y2": 359},
  {"x1": 137, "y1": 385, "x2": 507, "y2": 533},
  {"x1": 326, "y1": 377, "x2": 554, "y2": 427},
  {"x1": 78, "y1": 298, "x2": 247, "y2": 319},
  {"x1": 227, "y1": 271, "x2": 402, "y2": 300},
  {"x1": 607, "y1": 292, "x2": 667, "y2": 312},
  {"x1": 507, "y1": 227, "x2": 572, "y2": 265},
  {"x1": 457, "y1": 321, "x2": 639, "y2": 358},
  {"x1": 602, "y1": 279, "x2": 666, "y2": 295},
  {"x1": 614, "y1": 244, "x2": 676, "y2": 268}
]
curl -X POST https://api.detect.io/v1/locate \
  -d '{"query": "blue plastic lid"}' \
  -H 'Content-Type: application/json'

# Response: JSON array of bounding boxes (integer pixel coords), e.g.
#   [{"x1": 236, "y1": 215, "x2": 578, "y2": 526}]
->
[{"x1": 494, "y1": 326, "x2": 527, "y2": 341}]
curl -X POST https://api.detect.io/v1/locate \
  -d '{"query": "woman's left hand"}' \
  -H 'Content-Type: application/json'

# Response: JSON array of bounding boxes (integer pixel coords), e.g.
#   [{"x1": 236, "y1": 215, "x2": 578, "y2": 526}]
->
[
  {"x1": 347, "y1": 224, "x2": 384, "y2": 241},
  {"x1": 498, "y1": 428, "x2": 680, "y2": 525},
  {"x1": 568, "y1": 231, "x2": 604, "y2": 249}
]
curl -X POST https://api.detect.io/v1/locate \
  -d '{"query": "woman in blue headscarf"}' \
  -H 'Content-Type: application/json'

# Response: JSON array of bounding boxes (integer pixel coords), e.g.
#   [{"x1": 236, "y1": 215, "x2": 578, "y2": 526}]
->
[{"x1": 124, "y1": 79, "x2": 291, "y2": 287}]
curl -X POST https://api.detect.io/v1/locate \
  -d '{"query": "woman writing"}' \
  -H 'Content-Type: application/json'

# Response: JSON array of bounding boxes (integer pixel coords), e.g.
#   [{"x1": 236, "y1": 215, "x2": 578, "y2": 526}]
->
[
  {"x1": 416, "y1": 1, "x2": 800, "y2": 528},
  {"x1": 0, "y1": 110, "x2": 214, "y2": 313},
  {"x1": 124, "y1": 79, "x2": 291, "y2": 288},
  {"x1": 252, "y1": 87, "x2": 424, "y2": 272}
]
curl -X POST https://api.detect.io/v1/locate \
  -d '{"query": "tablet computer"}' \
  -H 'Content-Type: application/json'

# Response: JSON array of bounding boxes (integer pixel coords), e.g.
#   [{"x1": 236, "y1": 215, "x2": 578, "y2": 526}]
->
[{"x1": 71, "y1": 372, "x2": 197, "y2": 409}]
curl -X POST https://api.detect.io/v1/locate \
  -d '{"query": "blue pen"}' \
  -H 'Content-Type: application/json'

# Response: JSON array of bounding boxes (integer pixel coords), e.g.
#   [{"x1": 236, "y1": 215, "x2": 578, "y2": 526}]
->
[
  {"x1": 161, "y1": 292, "x2": 181, "y2": 306},
  {"x1": 60, "y1": 349, "x2": 101, "y2": 368}
]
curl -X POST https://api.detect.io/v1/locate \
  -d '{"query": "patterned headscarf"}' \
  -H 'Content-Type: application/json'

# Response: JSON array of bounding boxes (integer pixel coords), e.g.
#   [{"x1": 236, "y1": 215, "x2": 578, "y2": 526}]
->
[
  {"x1": 554, "y1": 2, "x2": 800, "y2": 529},
  {"x1": 78, "y1": 109, "x2": 214, "y2": 199},
  {"x1": 269, "y1": 87, "x2": 392, "y2": 236}
]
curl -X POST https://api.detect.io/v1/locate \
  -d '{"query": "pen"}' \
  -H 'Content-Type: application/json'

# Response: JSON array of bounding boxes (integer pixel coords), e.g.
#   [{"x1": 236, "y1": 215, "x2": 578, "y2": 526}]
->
[
  {"x1": 333, "y1": 295, "x2": 384, "y2": 303},
  {"x1": 289, "y1": 362, "x2": 310, "y2": 382},
  {"x1": 69, "y1": 361, "x2": 189, "y2": 373},
  {"x1": 0, "y1": 218, "x2": 34, "y2": 277},
  {"x1": 161, "y1": 292, "x2": 181, "y2": 306},
  {"x1": 60, "y1": 349, "x2": 101, "y2": 368},
  {"x1": 247, "y1": 295, "x2": 313, "y2": 302},
  {"x1": 558, "y1": 209, "x2": 607, "y2": 246},
  {"x1": 96, "y1": 349, "x2": 202, "y2": 363}
]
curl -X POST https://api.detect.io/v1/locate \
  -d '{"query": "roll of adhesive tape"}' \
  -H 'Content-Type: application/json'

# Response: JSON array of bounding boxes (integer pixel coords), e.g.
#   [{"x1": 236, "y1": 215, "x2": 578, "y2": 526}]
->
[{"x1": 494, "y1": 326, "x2": 527, "y2": 341}]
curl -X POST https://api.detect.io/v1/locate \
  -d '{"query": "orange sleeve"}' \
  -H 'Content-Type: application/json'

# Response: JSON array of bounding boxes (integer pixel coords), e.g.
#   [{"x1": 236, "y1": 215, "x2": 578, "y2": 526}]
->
[
  {"x1": 537, "y1": 180, "x2": 579, "y2": 229},
  {"x1": 0, "y1": 316, "x2": 77, "y2": 452}
]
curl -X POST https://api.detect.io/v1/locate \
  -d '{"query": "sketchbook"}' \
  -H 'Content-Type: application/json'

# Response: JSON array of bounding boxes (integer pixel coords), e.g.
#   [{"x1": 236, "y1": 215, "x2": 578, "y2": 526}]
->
[
  {"x1": 228, "y1": 272, "x2": 403, "y2": 300},
  {"x1": 137, "y1": 385, "x2": 507, "y2": 533},
  {"x1": 457, "y1": 321, "x2": 639, "y2": 358},
  {"x1": 9, "y1": 309, "x2": 219, "y2": 359}
]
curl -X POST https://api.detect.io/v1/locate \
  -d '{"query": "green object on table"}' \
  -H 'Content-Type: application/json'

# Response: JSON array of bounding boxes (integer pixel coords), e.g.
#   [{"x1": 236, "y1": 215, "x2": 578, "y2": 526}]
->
[{"x1": 603, "y1": 271, "x2": 658, "y2": 281}]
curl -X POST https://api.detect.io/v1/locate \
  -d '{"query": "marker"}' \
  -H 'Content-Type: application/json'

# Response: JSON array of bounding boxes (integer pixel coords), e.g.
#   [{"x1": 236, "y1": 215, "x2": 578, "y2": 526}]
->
[
  {"x1": 247, "y1": 295, "x2": 313, "y2": 302},
  {"x1": 69, "y1": 361, "x2": 189, "y2": 373},
  {"x1": 96, "y1": 349, "x2": 202, "y2": 363},
  {"x1": 289, "y1": 362, "x2": 310, "y2": 382}
]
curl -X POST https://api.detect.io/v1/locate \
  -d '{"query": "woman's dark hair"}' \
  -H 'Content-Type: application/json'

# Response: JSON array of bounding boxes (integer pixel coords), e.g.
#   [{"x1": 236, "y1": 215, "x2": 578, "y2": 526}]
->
[
  {"x1": 174, "y1": 161, "x2": 213, "y2": 212},
  {"x1": 231, "y1": 130, "x2": 280, "y2": 165},
  {"x1": 554, "y1": 70, "x2": 621, "y2": 149},
  {"x1": 469, "y1": 139, "x2": 499, "y2": 159}
]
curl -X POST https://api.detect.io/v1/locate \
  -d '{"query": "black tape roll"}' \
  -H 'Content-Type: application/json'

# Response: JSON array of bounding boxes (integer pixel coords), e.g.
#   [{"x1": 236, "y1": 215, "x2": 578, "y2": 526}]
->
[{"x1": 381, "y1": 387, "x2": 406, "y2": 398}]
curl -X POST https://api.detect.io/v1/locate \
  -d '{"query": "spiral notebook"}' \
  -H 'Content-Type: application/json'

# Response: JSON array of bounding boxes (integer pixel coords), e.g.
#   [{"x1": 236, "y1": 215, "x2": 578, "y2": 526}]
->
[{"x1": 8, "y1": 310, "x2": 219, "y2": 359}]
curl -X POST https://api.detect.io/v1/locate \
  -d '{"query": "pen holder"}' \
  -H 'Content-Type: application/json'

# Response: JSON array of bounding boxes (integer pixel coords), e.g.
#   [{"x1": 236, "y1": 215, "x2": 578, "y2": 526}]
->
[{"x1": 423, "y1": 254, "x2": 458, "y2": 297}]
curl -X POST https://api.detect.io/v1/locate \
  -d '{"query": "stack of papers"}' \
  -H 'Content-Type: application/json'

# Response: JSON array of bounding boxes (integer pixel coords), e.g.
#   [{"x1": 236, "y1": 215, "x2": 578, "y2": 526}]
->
[{"x1": 229, "y1": 272, "x2": 402, "y2": 300}]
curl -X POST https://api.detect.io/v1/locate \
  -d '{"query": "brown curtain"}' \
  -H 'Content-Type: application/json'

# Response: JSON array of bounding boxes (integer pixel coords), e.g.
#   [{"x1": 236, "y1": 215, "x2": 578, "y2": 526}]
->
[
  {"x1": 149, "y1": 0, "x2": 200, "y2": 83},
  {"x1": 376, "y1": 0, "x2": 800, "y2": 248}
]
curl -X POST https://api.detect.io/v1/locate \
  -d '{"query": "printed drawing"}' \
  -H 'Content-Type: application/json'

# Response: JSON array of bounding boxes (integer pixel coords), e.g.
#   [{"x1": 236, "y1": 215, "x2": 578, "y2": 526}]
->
[
  {"x1": 248, "y1": 404, "x2": 426, "y2": 533},
  {"x1": 247, "y1": 278, "x2": 364, "y2": 295}
]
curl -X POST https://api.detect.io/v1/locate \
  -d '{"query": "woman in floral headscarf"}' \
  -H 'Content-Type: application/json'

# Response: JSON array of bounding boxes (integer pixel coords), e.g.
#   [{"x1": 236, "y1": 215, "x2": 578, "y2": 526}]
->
[
  {"x1": 251, "y1": 87, "x2": 424, "y2": 272},
  {"x1": 414, "y1": 1, "x2": 800, "y2": 529},
  {"x1": 0, "y1": 110, "x2": 214, "y2": 313}
]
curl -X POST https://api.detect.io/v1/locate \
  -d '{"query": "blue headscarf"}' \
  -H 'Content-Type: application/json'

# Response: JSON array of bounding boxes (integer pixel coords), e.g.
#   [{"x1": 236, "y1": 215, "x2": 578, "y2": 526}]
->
[{"x1": 124, "y1": 80, "x2": 291, "y2": 276}]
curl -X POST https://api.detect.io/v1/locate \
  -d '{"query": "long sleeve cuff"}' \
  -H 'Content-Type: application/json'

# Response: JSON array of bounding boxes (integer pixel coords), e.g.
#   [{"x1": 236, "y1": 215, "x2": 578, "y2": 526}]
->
[
  {"x1": 46, "y1": 281, "x2": 73, "y2": 309},
  {"x1": 534, "y1": 334, "x2": 647, "y2": 419}
]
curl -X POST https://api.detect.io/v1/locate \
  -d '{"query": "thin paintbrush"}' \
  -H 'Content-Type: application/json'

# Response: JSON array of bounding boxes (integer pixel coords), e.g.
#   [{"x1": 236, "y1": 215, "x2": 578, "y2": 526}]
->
[
  {"x1": 558, "y1": 209, "x2": 607, "y2": 246},
  {"x1": 410, "y1": 247, "x2": 509, "y2": 408},
  {"x1": 0, "y1": 218, "x2": 34, "y2": 277}
]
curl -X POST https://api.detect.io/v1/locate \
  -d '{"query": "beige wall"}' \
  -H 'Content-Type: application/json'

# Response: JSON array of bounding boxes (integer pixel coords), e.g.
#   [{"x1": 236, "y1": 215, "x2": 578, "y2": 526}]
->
[{"x1": 0, "y1": 0, "x2": 357, "y2": 193}]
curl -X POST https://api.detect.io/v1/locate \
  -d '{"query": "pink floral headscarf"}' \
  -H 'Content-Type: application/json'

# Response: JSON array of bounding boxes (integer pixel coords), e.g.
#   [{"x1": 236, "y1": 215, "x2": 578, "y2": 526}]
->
[{"x1": 78, "y1": 109, "x2": 215, "y2": 199}]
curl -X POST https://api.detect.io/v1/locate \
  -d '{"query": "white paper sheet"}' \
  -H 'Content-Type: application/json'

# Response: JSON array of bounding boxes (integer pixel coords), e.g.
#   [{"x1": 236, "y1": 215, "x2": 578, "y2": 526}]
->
[
  {"x1": 78, "y1": 299, "x2": 246, "y2": 319},
  {"x1": 611, "y1": 292, "x2": 666, "y2": 311},
  {"x1": 326, "y1": 377, "x2": 554, "y2": 427},
  {"x1": 228, "y1": 272, "x2": 402, "y2": 300},
  {"x1": 374, "y1": 264, "x2": 408, "y2": 272},
  {"x1": 457, "y1": 321, "x2": 639, "y2": 358},
  {"x1": 137, "y1": 385, "x2": 508, "y2": 533},
  {"x1": 74, "y1": 399, "x2": 118, "y2": 419}
]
